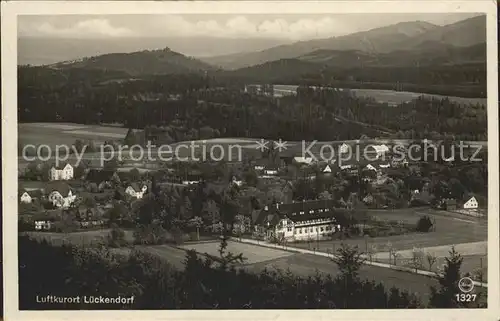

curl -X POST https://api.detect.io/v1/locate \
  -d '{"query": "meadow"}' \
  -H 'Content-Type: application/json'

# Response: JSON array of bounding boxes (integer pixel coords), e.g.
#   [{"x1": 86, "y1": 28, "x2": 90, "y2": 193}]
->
[
  {"x1": 350, "y1": 88, "x2": 487, "y2": 106},
  {"x1": 272, "y1": 85, "x2": 487, "y2": 106},
  {"x1": 18, "y1": 123, "x2": 129, "y2": 150}
]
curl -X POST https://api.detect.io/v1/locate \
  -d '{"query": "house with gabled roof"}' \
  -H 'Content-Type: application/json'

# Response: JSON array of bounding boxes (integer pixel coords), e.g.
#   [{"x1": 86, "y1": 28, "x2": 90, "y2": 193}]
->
[
  {"x1": 49, "y1": 163, "x2": 74, "y2": 181},
  {"x1": 372, "y1": 144, "x2": 390, "y2": 158},
  {"x1": 125, "y1": 182, "x2": 148, "y2": 199},
  {"x1": 19, "y1": 188, "x2": 42, "y2": 204},
  {"x1": 19, "y1": 189, "x2": 33, "y2": 203},
  {"x1": 18, "y1": 190, "x2": 33, "y2": 204},
  {"x1": 254, "y1": 200, "x2": 345, "y2": 241},
  {"x1": 45, "y1": 182, "x2": 76, "y2": 208},
  {"x1": 338, "y1": 143, "x2": 350, "y2": 154},
  {"x1": 463, "y1": 196, "x2": 479, "y2": 210}
]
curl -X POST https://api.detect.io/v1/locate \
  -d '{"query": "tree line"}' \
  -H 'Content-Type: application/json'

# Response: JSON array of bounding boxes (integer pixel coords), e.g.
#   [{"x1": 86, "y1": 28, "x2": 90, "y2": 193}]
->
[{"x1": 18, "y1": 66, "x2": 487, "y2": 142}]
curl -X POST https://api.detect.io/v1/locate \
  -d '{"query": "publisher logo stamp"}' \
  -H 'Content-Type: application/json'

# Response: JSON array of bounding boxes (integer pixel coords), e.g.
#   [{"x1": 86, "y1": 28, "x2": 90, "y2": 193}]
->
[{"x1": 458, "y1": 277, "x2": 475, "y2": 293}]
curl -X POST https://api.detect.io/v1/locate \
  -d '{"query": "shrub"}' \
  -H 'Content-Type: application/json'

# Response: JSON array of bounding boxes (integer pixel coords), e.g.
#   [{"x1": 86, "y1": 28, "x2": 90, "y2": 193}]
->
[
  {"x1": 107, "y1": 225, "x2": 128, "y2": 248},
  {"x1": 53, "y1": 220, "x2": 79, "y2": 233},
  {"x1": 416, "y1": 216, "x2": 433, "y2": 232},
  {"x1": 133, "y1": 223, "x2": 172, "y2": 245}
]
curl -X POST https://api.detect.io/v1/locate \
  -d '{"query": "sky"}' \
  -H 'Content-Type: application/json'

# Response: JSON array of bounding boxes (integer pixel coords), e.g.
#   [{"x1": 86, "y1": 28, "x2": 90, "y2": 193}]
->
[{"x1": 19, "y1": 13, "x2": 482, "y2": 41}]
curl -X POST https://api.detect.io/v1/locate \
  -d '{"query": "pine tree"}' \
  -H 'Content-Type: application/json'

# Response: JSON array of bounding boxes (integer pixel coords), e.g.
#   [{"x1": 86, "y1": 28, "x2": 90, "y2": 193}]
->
[{"x1": 429, "y1": 246, "x2": 465, "y2": 308}]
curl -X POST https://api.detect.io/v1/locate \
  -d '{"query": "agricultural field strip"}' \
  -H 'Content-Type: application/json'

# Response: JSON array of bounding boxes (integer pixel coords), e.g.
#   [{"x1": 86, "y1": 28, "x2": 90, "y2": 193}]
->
[
  {"x1": 62, "y1": 130, "x2": 127, "y2": 138},
  {"x1": 178, "y1": 241, "x2": 294, "y2": 265},
  {"x1": 369, "y1": 241, "x2": 487, "y2": 259},
  {"x1": 237, "y1": 238, "x2": 488, "y2": 287}
]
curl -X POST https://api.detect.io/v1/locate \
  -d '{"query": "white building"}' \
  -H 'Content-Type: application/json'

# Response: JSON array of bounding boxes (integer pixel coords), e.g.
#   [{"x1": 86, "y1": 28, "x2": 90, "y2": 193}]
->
[
  {"x1": 125, "y1": 183, "x2": 148, "y2": 199},
  {"x1": 182, "y1": 179, "x2": 200, "y2": 185},
  {"x1": 263, "y1": 167, "x2": 279, "y2": 176},
  {"x1": 339, "y1": 143, "x2": 350, "y2": 154},
  {"x1": 372, "y1": 144, "x2": 389, "y2": 157},
  {"x1": 255, "y1": 200, "x2": 344, "y2": 242},
  {"x1": 49, "y1": 163, "x2": 74, "y2": 181},
  {"x1": 293, "y1": 156, "x2": 314, "y2": 165},
  {"x1": 46, "y1": 183, "x2": 76, "y2": 208},
  {"x1": 19, "y1": 189, "x2": 32, "y2": 203},
  {"x1": 365, "y1": 164, "x2": 377, "y2": 171},
  {"x1": 231, "y1": 176, "x2": 243, "y2": 186},
  {"x1": 463, "y1": 196, "x2": 479, "y2": 210},
  {"x1": 34, "y1": 221, "x2": 52, "y2": 231}
]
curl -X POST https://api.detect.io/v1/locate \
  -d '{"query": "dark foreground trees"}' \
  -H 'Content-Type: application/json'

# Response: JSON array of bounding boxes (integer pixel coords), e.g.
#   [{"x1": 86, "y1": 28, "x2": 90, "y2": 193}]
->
[
  {"x1": 18, "y1": 236, "x2": 485, "y2": 309},
  {"x1": 428, "y1": 246, "x2": 486, "y2": 308}
]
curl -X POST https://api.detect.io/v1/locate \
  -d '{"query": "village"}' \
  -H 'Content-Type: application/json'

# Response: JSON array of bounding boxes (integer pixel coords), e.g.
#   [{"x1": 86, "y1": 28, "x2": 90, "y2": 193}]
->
[{"x1": 18, "y1": 134, "x2": 487, "y2": 247}]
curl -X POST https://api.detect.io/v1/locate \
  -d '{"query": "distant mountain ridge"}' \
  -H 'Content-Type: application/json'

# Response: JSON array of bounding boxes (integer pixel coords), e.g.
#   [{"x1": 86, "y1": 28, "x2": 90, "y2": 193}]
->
[
  {"x1": 50, "y1": 47, "x2": 215, "y2": 76},
  {"x1": 296, "y1": 42, "x2": 486, "y2": 68},
  {"x1": 202, "y1": 15, "x2": 486, "y2": 69},
  {"x1": 32, "y1": 15, "x2": 486, "y2": 79}
]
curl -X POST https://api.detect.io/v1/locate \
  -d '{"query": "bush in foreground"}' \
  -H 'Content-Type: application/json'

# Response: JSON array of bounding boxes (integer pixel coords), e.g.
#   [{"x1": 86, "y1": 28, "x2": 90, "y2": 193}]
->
[{"x1": 416, "y1": 216, "x2": 433, "y2": 232}]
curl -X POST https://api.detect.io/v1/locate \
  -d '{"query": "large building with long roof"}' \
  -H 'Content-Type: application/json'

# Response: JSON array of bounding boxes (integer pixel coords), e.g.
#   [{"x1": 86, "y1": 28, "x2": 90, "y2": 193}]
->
[{"x1": 254, "y1": 199, "x2": 350, "y2": 242}]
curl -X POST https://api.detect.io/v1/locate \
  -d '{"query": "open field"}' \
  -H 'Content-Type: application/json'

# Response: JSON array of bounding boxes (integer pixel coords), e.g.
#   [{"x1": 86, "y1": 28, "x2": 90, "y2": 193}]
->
[
  {"x1": 142, "y1": 241, "x2": 486, "y2": 304},
  {"x1": 19, "y1": 123, "x2": 129, "y2": 150},
  {"x1": 179, "y1": 241, "x2": 294, "y2": 264},
  {"x1": 24, "y1": 229, "x2": 135, "y2": 246},
  {"x1": 350, "y1": 89, "x2": 487, "y2": 106},
  {"x1": 272, "y1": 85, "x2": 486, "y2": 106},
  {"x1": 372, "y1": 241, "x2": 487, "y2": 259},
  {"x1": 374, "y1": 253, "x2": 488, "y2": 281}
]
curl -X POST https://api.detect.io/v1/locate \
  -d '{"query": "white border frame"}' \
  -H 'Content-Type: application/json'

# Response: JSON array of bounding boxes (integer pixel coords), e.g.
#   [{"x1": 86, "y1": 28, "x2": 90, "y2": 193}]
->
[{"x1": 2, "y1": 1, "x2": 499, "y2": 320}]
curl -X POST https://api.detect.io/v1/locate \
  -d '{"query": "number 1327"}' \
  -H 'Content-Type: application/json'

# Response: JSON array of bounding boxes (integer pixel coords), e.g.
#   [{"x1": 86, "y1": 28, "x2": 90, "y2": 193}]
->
[{"x1": 455, "y1": 293, "x2": 477, "y2": 302}]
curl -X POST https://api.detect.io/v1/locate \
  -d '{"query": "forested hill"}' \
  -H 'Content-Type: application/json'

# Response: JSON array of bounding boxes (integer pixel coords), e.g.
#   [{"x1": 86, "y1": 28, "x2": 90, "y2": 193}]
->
[{"x1": 48, "y1": 47, "x2": 216, "y2": 76}]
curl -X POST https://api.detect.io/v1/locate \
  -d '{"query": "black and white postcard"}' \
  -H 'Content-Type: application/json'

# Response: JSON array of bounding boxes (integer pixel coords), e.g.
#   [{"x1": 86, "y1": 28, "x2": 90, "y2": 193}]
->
[{"x1": 2, "y1": 1, "x2": 499, "y2": 320}]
